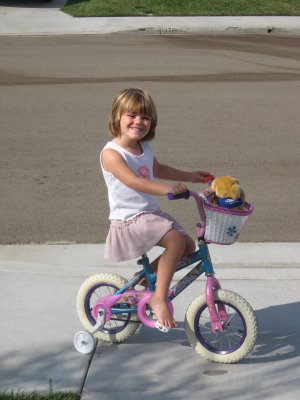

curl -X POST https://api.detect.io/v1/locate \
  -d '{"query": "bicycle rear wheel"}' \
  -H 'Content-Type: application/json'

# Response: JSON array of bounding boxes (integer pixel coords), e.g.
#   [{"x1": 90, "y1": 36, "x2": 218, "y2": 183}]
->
[
  {"x1": 185, "y1": 289, "x2": 258, "y2": 363},
  {"x1": 77, "y1": 273, "x2": 140, "y2": 343}
]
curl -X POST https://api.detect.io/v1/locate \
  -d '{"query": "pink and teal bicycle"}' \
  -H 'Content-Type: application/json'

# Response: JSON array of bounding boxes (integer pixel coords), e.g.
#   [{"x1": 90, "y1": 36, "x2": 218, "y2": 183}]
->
[{"x1": 74, "y1": 189, "x2": 258, "y2": 364}]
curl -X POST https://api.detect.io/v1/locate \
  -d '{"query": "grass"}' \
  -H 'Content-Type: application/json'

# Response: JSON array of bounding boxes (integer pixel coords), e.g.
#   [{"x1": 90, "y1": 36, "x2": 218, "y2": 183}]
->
[
  {"x1": 62, "y1": 0, "x2": 300, "y2": 17},
  {"x1": 0, "y1": 381, "x2": 79, "y2": 400},
  {"x1": 0, "y1": 393, "x2": 78, "y2": 400}
]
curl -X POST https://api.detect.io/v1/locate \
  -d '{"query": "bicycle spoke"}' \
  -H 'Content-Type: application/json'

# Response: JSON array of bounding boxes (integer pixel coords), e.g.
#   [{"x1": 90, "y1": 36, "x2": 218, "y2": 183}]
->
[{"x1": 195, "y1": 300, "x2": 247, "y2": 354}]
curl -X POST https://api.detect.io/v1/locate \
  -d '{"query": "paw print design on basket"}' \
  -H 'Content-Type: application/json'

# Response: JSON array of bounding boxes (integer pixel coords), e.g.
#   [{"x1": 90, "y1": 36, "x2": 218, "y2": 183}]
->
[
  {"x1": 138, "y1": 165, "x2": 150, "y2": 180},
  {"x1": 227, "y1": 226, "x2": 238, "y2": 238}
]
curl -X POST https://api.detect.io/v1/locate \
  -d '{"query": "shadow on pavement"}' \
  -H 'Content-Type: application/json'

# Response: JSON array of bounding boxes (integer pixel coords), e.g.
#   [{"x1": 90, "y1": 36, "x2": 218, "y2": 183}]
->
[
  {"x1": 248, "y1": 301, "x2": 300, "y2": 363},
  {"x1": 132, "y1": 302, "x2": 300, "y2": 364},
  {"x1": 0, "y1": 341, "x2": 88, "y2": 393},
  {"x1": 83, "y1": 304, "x2": 300, "y2": 399},
  {"x1": 0, "y1": 303, "x2": 299, "y2": 395}
]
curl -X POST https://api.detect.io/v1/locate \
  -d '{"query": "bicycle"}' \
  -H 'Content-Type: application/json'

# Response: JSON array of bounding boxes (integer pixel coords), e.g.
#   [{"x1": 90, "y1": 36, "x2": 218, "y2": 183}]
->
[{"x1": 73, "y1": 188, "x2": 258, "y2": 364}]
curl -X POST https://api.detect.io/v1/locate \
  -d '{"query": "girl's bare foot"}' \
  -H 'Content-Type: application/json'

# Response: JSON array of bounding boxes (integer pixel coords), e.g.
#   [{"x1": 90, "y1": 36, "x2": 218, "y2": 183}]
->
[{"x1": 148, "y1": 294, "x2": 177, "y2": 329}]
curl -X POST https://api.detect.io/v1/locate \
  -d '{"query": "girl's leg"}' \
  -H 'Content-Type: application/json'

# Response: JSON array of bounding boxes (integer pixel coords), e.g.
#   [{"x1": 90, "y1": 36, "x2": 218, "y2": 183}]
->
[
  {"x1": 138, "y1": 235, "x2": 194, "y2": 289},
  {"x1": 150, "y1": 234, "x2": 195, "y2": 273},
  {"x1": 148, "y1": 228, "x2": 186, "y2": 328}
]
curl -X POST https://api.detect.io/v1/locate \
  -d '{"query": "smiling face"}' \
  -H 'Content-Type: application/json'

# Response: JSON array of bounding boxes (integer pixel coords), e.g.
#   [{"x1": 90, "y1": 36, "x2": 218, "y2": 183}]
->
[
  {"x1": 109, "y1": 88, "x2": 157, "y2": 141},
  {"x1": 119, "y1": 112, "x2": 151, "y2": 142}
]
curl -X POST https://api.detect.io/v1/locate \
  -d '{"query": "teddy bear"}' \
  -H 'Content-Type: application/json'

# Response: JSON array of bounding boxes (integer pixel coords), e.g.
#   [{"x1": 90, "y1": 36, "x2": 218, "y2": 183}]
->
[{"x1": 211, "y1": 176, "x2": 245, "y2": 209}]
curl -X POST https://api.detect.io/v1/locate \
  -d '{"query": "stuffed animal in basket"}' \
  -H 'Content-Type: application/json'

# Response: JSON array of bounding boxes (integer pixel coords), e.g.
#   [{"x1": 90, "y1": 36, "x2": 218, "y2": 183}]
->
[{"x1": 211, "y1": 176, "x2": 245, "y2": 210}]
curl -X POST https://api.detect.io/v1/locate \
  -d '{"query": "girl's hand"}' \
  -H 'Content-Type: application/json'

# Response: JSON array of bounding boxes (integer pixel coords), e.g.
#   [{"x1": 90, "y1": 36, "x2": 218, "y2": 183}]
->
[
  {"x1": 168, "y1": 182, "x2": 188, "y2": 195},
  {"x1": 189, "y1": 171, "x2": 214, "y2": 184}
]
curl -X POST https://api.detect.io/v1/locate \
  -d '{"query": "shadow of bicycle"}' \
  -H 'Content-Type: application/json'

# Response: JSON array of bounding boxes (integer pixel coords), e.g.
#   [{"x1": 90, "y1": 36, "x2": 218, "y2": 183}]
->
[
  {"x1": 244, "y1": 301, "x2": 300, "y2": 363},
  {"x1": 131, "y1": 301, "x2": 300, "y2": 364}
]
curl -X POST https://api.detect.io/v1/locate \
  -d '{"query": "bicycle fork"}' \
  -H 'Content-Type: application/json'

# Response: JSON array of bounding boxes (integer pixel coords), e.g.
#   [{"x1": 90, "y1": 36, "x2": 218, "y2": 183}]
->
[
  {"x1": 169, "y1": 243, "x2": 229, "y2": 333},
  {"x1": 206, "y1": 275, "x2": 228, "y2": 333},
  {"x1": 201, "y1": 244, "x2": 229, "y2": 333}
]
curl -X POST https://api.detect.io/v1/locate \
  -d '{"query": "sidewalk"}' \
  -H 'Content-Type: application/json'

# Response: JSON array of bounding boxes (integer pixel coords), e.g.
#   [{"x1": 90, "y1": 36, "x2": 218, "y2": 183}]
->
[
  {"x1": 0, "y1": 243, "x2": 300, "y2": 398},
  {"x1": 0, "y1": 1, "x2": 300, "y2": 36}
]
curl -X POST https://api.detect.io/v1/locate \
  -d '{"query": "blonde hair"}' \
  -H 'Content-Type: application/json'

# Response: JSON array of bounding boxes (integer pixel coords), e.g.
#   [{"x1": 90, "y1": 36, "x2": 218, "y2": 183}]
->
[{"x1": 109, "y1": 88, "x2": 157, "y2": 141}]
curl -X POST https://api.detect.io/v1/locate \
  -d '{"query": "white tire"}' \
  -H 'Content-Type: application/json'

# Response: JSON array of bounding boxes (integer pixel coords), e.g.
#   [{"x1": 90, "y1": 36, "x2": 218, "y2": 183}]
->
[
  {"x1": 76, "y1": 273, "x2": 140, "y2": 343},
  {"x1": 185, "y1": 289, "x2": 258, "y2": 363}
]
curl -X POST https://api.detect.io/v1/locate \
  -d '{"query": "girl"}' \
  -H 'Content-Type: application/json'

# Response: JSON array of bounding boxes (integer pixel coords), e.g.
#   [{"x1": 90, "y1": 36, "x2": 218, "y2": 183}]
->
[{"x1": 100, "y1": 88, "x2": 211, "y2": 330}]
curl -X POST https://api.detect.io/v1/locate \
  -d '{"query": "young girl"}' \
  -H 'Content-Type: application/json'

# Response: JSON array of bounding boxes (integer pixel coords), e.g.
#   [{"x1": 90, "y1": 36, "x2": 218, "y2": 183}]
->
[{"x1": 100, "y1": 88, "x2": 211, "y2": 330}]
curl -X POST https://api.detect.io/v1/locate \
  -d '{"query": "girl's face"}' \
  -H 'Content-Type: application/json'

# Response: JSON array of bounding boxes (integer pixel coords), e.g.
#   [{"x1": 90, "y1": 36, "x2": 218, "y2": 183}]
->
[{"x1": 119, "y1": 112, "x2": 151, "y2": 142}]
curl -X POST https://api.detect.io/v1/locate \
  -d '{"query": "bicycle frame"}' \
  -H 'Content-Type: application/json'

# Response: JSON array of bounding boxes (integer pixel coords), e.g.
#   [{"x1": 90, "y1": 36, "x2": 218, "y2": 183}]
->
[
  {"x1": 94, "y1": 241, "x2": 227, "y2": 333},
  {"x1": 92, "y1": 191, "x2": 228, "y2": 333}
]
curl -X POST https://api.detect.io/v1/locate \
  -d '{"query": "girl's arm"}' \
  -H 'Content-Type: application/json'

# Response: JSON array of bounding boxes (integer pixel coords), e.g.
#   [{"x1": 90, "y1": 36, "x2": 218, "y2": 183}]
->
[
  {"x1": 153, "y1": 157, "x2": 212, "y2": 183},
  {"x1": 101, "y1": 149, "x2": 187, "y2": 196}
]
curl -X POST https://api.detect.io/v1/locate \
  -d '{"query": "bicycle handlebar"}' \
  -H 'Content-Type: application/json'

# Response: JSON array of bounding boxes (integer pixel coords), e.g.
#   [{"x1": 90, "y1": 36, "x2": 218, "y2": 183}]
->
[
  {"x1": 167, "y1": 190, "x2": 190, "y2": 201},
  {"x1": 167, "y1": 175, "x2": 214, "y2": 201},
  {"x1": 167, "y1": 189, "x2": 207, "y2": 228},
  {"x1": 167, "y1": 176, "x2": 214, "y2": 232}
]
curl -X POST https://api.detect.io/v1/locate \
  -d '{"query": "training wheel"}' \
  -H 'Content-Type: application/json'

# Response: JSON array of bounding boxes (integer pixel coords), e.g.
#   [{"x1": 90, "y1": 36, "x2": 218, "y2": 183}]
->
[{"x1": 73, "y1": 330, "x2": 95, "y2": 355}]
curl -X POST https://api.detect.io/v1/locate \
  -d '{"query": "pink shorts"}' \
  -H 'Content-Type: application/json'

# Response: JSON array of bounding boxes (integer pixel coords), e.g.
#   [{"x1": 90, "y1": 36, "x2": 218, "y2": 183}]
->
[{"x1": 104, "y1": 210, "x2": 185, "y2": 262}]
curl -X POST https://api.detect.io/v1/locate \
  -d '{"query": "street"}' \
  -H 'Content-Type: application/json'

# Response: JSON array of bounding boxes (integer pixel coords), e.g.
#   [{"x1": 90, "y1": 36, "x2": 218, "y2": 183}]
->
[{"x1": 1, "y1": 34, "x2": 299, "y2": 243}]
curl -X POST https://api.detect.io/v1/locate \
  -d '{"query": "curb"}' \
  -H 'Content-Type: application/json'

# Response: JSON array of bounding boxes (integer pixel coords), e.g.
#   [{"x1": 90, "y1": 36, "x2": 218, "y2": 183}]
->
[
  {"x1": 0, "y1": 243, "x2": 299, "y2": 267},
  {"x1": 1, "y1": 243, "x2": 299, "y2": 283},
  {"x1": 0, "y1": 12, "x2": 300, "y2": 36}
]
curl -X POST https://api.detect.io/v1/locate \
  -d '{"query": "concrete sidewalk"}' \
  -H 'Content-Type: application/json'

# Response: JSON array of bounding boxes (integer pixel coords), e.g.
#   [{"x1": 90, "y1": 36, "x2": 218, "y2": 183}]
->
[
  {"x1": 0, "y1": 0, "x2": 300, "y2": 36},
  {"x1": 0, "y1": 243, "x2": 300, "y2": 398}
]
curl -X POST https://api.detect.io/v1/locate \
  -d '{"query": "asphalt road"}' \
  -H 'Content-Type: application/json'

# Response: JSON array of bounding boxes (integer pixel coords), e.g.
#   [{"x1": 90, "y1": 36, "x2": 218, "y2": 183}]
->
[{"x1": 1, "y1": 34, "x2": 299, "y2": 244}]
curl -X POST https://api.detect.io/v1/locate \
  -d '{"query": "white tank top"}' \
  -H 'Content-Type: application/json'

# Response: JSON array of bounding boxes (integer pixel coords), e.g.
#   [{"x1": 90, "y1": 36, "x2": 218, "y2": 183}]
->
[{"x1": 100, "y1": 141, "x2": 159, "y2": 221}]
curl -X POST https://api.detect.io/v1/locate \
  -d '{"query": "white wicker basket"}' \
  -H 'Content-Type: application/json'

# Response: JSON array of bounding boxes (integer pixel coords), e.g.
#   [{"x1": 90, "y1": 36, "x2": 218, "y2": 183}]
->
[{"x1": 199, "y1": 193, "x2": 253, "y2": 245}]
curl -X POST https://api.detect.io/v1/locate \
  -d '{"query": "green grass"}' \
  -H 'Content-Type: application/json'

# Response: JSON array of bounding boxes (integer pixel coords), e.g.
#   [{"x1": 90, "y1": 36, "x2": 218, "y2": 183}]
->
[
  {"x1": 0, "y1": 389, "x2": 78, "y2": 400},
  {"x1": 0, "y1": 393, "x2": 78, "y2": 400},
  {"x1": 0, "y1": 380, "x2": 79, "y2": 399},
  {"x1": 62, "y1": 0, "x2": 300, "y2": 17},
  {"x1": 0, "y1": 392, "x2": 78, "y2": 400}
]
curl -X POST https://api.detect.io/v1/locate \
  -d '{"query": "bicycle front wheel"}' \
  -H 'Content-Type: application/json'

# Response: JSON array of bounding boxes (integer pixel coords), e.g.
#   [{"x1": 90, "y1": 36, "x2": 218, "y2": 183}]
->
[
  {"x1": 77, "y1": 273, "x2": 140, "y2": 343},
  {"x1": 185, "y1": 289, "x2": 258, "y2": 363}
]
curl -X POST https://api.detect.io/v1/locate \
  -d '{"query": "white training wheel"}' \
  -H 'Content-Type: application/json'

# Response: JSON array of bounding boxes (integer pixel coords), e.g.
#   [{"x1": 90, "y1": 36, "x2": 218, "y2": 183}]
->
[{"x1": 73, "y1": 330, "x2": 95, "y2": 355}]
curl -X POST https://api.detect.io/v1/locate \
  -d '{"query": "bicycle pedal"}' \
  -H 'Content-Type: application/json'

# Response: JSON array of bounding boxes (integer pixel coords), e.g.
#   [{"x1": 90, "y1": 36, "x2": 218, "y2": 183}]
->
[
  {"x1": 91, "y1": 309, "x2": 105, "y2": 334},
  {"x1": 135, "y1": 323, "x2": 144, "y2": 334},
  {"x1": 155, "y1": 321, "x2": 169, "y2": 333}
]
